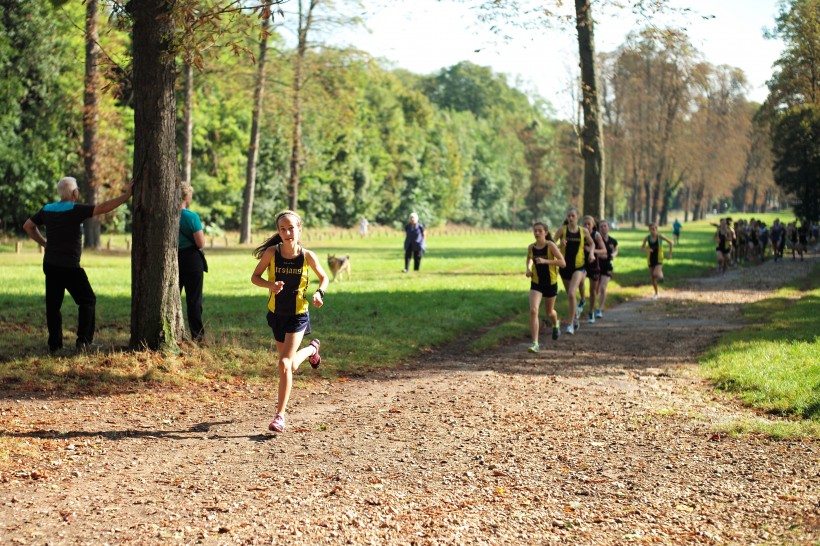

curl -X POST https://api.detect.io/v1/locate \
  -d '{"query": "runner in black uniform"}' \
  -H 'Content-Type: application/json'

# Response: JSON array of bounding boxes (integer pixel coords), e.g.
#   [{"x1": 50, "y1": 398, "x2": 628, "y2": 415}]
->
[
  {"x1": 582, "y1": 215, "x2": 606, "y2": 324},
  {"x1": 595, "y1": 220, "x2": 618, "y2": 319},
  {"x1": 714, "y1": 218, "x2": 733, "y2": 275},
  {"x1": 555, "y1": 207, "x2": 597, "y2": 335},
  {"x1": 526, "y1": 222, "x2": 566, "y2": 352},
  {"x1": 641, "y1": 223, "x2": 673, "y2": 299}
]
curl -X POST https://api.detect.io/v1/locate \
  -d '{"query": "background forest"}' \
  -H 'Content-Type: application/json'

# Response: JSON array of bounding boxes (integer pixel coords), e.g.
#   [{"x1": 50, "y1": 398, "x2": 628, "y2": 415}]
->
[{"x1": 0, "y1": 1, "x2": 795, "y2": 236}]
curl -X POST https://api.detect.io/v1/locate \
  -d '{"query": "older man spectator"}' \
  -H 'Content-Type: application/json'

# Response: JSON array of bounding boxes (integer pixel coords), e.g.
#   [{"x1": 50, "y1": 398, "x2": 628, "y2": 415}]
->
[{"x1": 23, "y1": 176, "x2": 133, "y2": 353}]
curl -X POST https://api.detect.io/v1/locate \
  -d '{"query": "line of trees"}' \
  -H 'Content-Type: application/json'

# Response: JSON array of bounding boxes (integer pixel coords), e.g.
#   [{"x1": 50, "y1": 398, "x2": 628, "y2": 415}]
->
[
  {"x1": 4, "y1": 0, "x2": 813, "y2": 349},
  {"x1": 2, "y1": 1, "x2": 793, "y2": 239}
]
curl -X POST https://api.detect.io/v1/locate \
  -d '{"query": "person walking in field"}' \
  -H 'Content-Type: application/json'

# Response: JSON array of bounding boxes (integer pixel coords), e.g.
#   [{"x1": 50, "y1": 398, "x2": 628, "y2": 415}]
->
[
  {"x1": 525, "y1": 222, "x2": 566, "y2": 352},
  {"x1": 641, "y1": 223, "x2": 673, "y2": 299},
  {"x1": 555, "y1": 207, "x2": 597, "y2": 335},
  {"x1": 403, "y1": 212, "x2": 426, "y2": 272},
  {"x1": 178, "y1": 183, "x2": 207, "y2": 342},
  {"x1": 594, "y1": 219, "x2": 618, "y2": 319},
  {"x1": 672, "y1": 218, "x2": 682, "y2": 245},
  {"x1": 251, "y1": 210, "x2": 329, "y2": 433},
  {"x1": 23, "y1": 176, "x2": 133, "y2": 353}
]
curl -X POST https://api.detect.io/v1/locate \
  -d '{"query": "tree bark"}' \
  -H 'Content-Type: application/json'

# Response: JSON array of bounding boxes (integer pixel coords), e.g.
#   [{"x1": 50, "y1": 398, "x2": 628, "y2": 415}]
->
[
  {"x1": 180, "y1": 60, "x2": 194, "y2": 185},
  {"x1": 240, "y1": 12, "x2": 271, "y2": 244},
  {"x1": 82, "y1": 0, "x2": 102, "y2": 249},
  {"x1": 575, "y1": 0, "x2": 605, "y2": 219},
  {"x1": 128, "y1": 0, "x2": 185, "y2": 351}
]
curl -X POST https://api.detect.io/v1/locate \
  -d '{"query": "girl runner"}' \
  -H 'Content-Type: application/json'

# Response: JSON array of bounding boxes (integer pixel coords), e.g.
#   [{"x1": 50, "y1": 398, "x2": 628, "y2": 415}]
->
[
  {"x1": 714, "y1": 218, "x2": 733, "y2": 275},
  {"x1": 641, "y1": 223, "x2": 673, "y2": 299},
  {"x1": 595, "y1": 219, "x2": 618, "y2": 319},
  {"x1": 251, "y1": 210, "x2": 329, "y2": 433},
  {"x1": 525, "y1": 222, "x2": 566, "y2": 352},
  {"x1": 555, "y1": 207, "x2": 597, "y2": 335},
  {"x1": 582, "y1": 215, "x2": 606, "y2": 324}
]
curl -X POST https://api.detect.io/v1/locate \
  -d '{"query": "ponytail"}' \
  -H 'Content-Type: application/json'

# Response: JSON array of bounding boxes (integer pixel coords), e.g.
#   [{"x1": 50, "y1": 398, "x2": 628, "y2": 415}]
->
[{"x1": 253, "y1": 234, "x2": 282, "y2": 259}]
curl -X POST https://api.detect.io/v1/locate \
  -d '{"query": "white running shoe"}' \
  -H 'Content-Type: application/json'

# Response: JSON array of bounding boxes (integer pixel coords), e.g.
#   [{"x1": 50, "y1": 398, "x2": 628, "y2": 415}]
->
[{"x1": 566, "y1": 323, "x2": 575, "y2": 335}]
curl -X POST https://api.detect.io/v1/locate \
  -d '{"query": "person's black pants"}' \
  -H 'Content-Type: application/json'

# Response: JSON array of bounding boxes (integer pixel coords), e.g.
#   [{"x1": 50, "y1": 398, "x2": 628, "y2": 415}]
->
[
  {"x1": 179, "y1": 270, "x2": 205, "y2": 340},
  {"x1": 43, "y1": 263, "x2": 96, "y2": 351},
  {"x1": 404, "y1": 248, "x2": 422, "y2": 271}
]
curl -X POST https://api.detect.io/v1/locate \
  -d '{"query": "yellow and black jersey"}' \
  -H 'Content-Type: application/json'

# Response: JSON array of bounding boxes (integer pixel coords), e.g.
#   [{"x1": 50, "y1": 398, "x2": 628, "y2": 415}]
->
[
  {"x1": 716, "y1": 230, "x2": 732, "y2": 253},
  {"x1": 559, "y1": 226, "x2": 585, "y2": 269},
  {"x1": 528, "y1": 243, "x2": 558, "y2": 286},
  {"x1": 646, "y1": 236, "x2": 663, "y2": 266},
  {"x1": 267, "y1": 245, "x2": 310, "y2": 315}
]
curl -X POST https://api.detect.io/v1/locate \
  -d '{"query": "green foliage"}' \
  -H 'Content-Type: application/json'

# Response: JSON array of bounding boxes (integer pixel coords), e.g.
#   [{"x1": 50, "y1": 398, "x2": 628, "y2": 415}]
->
[
  {"x1": 766, "y1": 0, "x2": 820, "y2": 222},
  {"x1": 0, "y1": 1, "x2": 85, "y2": 230},
  {"x1": 771, "y1": 106, "x2": 820, "y2": 222}
]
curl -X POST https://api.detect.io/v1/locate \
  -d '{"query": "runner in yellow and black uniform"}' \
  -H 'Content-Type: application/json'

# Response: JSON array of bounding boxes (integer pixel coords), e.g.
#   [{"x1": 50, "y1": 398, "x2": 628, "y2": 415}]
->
[
  {"x1": 641, "y1": 223, "x2": 674, "y2": 299},
  {"x1": 526, "y1": 222, "x2": 566, "y2": 352},
  {"x1": 251, "y1": 210, "x2": 329, "y2": 434},
  {"x1": 555, "y1": 207, "x2": 597, "y2": 335},
  {"x1": 714, "y1": 218, "x2": 733, "y2": 275}
]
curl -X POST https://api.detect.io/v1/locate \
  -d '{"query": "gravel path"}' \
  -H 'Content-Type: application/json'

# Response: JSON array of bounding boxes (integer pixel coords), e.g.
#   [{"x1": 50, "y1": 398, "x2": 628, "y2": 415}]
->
[{"x1": 1, "y1": 254, "x2": 818, "y2": 545}]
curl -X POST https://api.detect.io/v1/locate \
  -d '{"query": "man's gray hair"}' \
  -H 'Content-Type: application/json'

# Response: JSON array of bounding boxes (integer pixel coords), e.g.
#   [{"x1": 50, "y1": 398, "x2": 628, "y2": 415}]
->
[{"x1": 57, "y1": 177, "x2": 78, "y2": 200}]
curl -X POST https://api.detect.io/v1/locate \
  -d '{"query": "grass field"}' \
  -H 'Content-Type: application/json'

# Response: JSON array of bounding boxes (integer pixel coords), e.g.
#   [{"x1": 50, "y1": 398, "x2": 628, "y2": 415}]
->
[{"x1": 1, "y1": 213, "x2": 816, "y2": 430}]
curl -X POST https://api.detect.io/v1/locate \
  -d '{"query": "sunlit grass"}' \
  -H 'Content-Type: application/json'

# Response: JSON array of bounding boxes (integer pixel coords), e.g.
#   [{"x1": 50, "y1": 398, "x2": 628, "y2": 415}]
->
[{"x1": 700, "y1": 263, "x2": 820, "y2": 431}]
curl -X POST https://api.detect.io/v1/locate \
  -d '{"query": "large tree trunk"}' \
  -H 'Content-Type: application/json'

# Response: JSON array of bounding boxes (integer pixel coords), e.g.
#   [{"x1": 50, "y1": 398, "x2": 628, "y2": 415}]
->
[
  {"x1": 575, "y1": 0, "x2": 605, "y2": 219},
  {"x1": 82, "y1": 0, "x2": 102, "y2": 249},
  {"x1": 240, "y1": 12, "x2": 271, "y2": 244},
  {"x1": 129, "y1": 0, "x2": 185, "y2": 351},
  {"x1": 180, "y1": 60, "x2": 194, "y2": 185}
]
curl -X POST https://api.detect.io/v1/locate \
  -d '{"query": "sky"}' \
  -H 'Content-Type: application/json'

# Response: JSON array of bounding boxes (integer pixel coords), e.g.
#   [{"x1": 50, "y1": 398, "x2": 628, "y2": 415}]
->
[{"x1": 332, "y1": 0, "x2": 785, "y2": 117}]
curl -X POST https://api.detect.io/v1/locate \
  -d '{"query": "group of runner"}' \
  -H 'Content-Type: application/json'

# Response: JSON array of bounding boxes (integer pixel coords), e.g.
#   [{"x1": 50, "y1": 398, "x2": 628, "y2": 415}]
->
[
  {"x1": 714, "y1": 216, "x2": 815, "y2": 274},
  {"x1": 526, "y1": 207, "x2": 623, "y2": 353}
]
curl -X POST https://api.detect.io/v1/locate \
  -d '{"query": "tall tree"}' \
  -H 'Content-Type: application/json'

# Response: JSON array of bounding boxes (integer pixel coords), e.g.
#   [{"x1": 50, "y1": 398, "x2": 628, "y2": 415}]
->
[
  {"x1": 240, "y1": 3, "x2": 274, "y2": 244},
  {"x1": 82, "y1": 0, "x2": 103, "y2": 249},
  {"x1": 765, "y1": 0, "x2": 820, "y2": 221},
  {"x1": 127, "y1": 0, "x2": 186, "y2": 351},
  {"x1": 287, "y1": 0, "x2": 317, "y2": 211},
  {"x1": 575, "y1": 0, "x2": 605, "y2": 219}
]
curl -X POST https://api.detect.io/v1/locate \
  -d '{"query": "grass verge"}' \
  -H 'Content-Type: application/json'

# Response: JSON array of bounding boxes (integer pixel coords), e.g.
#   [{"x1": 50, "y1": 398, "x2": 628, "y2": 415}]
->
[{"x1": 700, "y1": 262, "x2": 820, "y2": 437}]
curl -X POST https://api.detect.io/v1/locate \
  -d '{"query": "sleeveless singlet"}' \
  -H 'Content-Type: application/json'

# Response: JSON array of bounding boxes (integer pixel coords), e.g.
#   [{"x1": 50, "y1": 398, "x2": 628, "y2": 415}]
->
[
  {"x1": 529, "y1": 243, "x2": 558, "y2": 286},
  {"x1": 560, "y1": 226, "x2": 585, "y2": 270},
  {"x1": 647, "y1": 236, "x2": 663, "y2": 266},
  {"x1": 267, "y1": 245, "x2": 310, "y2": 315}
]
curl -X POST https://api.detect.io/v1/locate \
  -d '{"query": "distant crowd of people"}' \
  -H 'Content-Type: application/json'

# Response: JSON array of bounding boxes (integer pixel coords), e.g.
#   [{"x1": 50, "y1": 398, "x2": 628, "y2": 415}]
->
[{"x1": 713, "y1": 217, "x2": 816, "y2": 274}]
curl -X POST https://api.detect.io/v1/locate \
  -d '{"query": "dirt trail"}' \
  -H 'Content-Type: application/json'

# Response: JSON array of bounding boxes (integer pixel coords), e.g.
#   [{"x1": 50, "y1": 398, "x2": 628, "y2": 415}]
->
[{"x1": 1, "y1": 255, "x2": 818, "y2": 545}]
